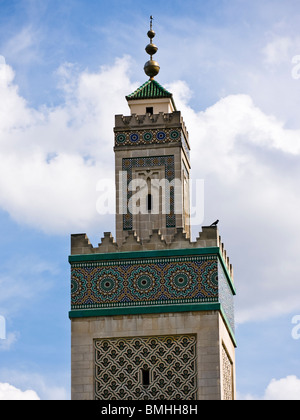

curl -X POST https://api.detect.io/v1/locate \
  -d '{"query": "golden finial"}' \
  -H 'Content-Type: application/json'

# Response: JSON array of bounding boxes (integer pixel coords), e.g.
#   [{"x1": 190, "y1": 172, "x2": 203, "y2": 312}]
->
[
  {"x1": 150, "y1": 15, "x2": 153, "y2": 31},
  {"x1": 144, "y1": 16, "x2": 160, "y2": 80}
]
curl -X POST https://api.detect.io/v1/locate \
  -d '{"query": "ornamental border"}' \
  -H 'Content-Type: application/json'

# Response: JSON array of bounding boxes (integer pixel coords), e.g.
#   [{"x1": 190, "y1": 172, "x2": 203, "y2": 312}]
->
[
  {"x1": 115, "y1": 129, "x2": 182, "y2": 147},
  {"x1": 71, "y1": 254, "x2": 215, "y2": 269},
  {"x1": 71, "y1": 296, "x2": 219, "y2": 310},
  {"x1": 71, "y1": 257, "x2": 219, "y2": 309},
  {"x1": 69, "y1": 247, "x2": 235, "y2": 295}
]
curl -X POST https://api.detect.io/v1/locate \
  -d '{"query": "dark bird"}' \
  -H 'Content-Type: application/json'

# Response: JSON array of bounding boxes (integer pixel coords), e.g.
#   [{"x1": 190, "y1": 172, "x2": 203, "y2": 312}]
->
[{"x1": 210, "y1": 220, "x2": 219, "y2": 227}]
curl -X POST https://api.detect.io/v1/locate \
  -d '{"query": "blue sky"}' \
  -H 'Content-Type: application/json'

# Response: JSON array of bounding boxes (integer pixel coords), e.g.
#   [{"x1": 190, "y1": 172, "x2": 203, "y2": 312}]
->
[{"x1": 0, "y1": 0, "x2": 300, "y2": 399}]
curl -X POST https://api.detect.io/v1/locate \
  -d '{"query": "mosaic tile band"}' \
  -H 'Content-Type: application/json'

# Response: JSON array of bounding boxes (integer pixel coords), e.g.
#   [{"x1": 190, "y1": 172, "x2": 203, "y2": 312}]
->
[
  {"x1": 115, "y1": 129, "x2": 190, "y2": 160},
  {"x1": 73, "y1": 255, "x2": 220, "y2": 309},
  {"x1": 71, "y1": 255, "x2": 218, "y2": 310},
  {"x1": 115, "y1": 128, "x2": 179, "y2": 146},
  {"x1": 70, "y1": 250, "x2": 235, "y2": 334}
]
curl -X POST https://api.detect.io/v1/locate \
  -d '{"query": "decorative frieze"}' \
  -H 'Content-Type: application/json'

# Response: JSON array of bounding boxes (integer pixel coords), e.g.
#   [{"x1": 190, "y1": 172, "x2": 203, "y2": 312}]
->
[
  {"x1": 71, "y1": 255, "x2": 219, "y2": 310},
  {"x1": 70, "y1": 248, "x2": 235, "y2": 334}
]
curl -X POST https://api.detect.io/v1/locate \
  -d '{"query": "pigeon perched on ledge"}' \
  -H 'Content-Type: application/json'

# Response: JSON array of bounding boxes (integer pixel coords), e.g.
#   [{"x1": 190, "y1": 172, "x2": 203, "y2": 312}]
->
[{"x1": 210, "y1": 220, "x2": 219, "y2": 227}]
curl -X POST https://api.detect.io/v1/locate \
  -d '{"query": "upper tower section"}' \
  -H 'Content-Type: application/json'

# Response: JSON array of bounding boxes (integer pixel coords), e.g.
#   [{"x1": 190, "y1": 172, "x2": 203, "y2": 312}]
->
[
  {"x1": 114, "y1": 17, "x2": 191, "y2": 245},
  {"x1": 125, "y1": 16, "x2": 176, "y2": 116},
  {"x1": 126, "y1": 79, "x2": 176, "y2": 115}
]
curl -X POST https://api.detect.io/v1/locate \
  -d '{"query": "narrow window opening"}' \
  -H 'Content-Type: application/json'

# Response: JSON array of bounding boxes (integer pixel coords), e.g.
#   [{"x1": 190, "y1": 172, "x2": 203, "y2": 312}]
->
[
  {"x1": 142, "y1": 369, "x2": 150, "y2": 387},
  {"x1": 147, "y1": 194, "x2": 152, "y2": 212},
  {"x1": 146, "y1": 107, "x2": 153, "y2": 115}
]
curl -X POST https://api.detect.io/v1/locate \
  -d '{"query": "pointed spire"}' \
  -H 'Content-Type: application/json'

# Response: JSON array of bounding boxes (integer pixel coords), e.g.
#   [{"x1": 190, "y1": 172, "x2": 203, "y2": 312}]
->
[{"x1": 144, "y1": 16, "x2": 160, "y2": 80}]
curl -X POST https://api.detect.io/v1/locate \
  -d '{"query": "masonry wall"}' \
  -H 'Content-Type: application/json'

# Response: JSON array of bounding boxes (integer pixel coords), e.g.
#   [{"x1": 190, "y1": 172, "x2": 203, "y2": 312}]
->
[{"x1": 71, "y1": 310, "x2": 236, "y2": 401}]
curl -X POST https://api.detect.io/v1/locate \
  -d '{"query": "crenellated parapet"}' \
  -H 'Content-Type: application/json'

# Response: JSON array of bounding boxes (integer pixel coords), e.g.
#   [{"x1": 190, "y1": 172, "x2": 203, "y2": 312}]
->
[
  {"x1": 71, "y1": 234, "x2": 94, "y2": 255},
  {"x1": 70, "y1": 226, "x2": 233, "y2": 281},
  {"x1": 115, "y1": 111, "x2": 187, "y2": 131}
]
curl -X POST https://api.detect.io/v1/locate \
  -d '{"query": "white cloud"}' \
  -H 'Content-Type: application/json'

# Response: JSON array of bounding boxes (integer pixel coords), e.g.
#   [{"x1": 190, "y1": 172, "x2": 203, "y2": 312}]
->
[
  {"x1": 263, "y1": 375, "x2": 300, "y2": 400},
  {"x1": 238, "y1": 376, "x2": 300, "y2": 400},
  {"x1": 0, "y1": 370, "x2": 69, "y2": 401},
  {"x1": 0, "y1": 383, "x2": 40, "y2": 400},
  {"x1": 0, "y1": 55, "x2": 136, "y2": 234}
]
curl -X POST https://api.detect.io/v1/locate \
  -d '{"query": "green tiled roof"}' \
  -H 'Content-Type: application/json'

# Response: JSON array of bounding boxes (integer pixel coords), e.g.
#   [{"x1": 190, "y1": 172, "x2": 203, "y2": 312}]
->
[{"x1": 126, "y1": 79, "x2": 173, "y2": 100}]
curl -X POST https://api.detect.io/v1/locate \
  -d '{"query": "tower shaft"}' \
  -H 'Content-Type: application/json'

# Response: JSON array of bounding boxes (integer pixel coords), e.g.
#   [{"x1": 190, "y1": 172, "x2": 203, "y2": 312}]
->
[{"x1": 69, "y1": 18, "x2": 236, "y2": 401}]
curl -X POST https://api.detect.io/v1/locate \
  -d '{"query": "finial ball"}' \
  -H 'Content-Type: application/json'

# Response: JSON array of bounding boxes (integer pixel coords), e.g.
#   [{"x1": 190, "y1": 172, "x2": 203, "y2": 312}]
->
[
  {"x1": 147, "y1": 30, "x2": 155, "y2": 39},
  {"x1": 144, "y1": 16, "x2": 159, "y2": 79},
  {"x1": 144, "y1": 60, "x2": 160, "y2": 78},
  {"x1": 145, "y1": 43, "x2": 158, "y2": 56}
]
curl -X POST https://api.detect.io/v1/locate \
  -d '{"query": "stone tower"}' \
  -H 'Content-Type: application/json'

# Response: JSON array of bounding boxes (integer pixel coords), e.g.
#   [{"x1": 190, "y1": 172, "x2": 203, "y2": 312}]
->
[
  {"x1": 69, "y1": 19, "x2": 236, "y2": 401},
  {"x1": 115, "y1": 80, "x2": 191, "y2": 245}
]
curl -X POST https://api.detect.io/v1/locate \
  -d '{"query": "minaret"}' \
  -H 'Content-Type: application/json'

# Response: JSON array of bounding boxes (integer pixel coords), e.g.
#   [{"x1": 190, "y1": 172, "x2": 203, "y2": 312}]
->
[
  {"x1": 69, "y1": 18, "x2": 236, "y2": 401},
  {"x1": 114, "y1": 17, "x2": 191, "y2": 245}
]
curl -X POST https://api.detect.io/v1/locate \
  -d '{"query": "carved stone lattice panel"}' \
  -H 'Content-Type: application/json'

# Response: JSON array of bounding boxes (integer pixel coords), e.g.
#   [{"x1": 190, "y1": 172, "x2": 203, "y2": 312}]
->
[
  {"x1": 222, "y1": 345, "x2": 234, "y2": 400},
  {"x1": 122, "y1": 155, "x2": 176, "y2": 229},
  {"x1": 94, "y1": 334, "x2": 197, "y2": 400}
]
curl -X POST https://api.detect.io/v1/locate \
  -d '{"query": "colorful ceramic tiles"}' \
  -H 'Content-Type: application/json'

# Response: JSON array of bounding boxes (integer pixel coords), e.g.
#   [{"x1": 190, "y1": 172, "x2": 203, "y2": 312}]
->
[
  {"x1": 71, "y1": 255, "x2": 219, "y2": 309},
  {"x1": 70, "y1": 252, "x2": 235, "y2": 333},
  {"x1": 115, "y1": 129, "x2": 181, "y2": 147}
]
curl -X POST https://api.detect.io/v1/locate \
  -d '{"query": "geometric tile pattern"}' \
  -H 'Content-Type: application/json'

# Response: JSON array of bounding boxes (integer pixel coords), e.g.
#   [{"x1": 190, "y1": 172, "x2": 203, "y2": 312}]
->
[
  {"x1": 218, "y1": 261, "x2": 235, "y2": 333},
  {"x1": 115, "y1": 128, "x2": 180, "y2": 147},
  {"x1": 71, "y1": 255, "x2": 218, "y2": 309},
  {"x1": 94, "y1": 334, "x2": 197, "y2": 400},
  {"x1": 115, "y1": 129, "x2": 190, "y2": 160}
]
